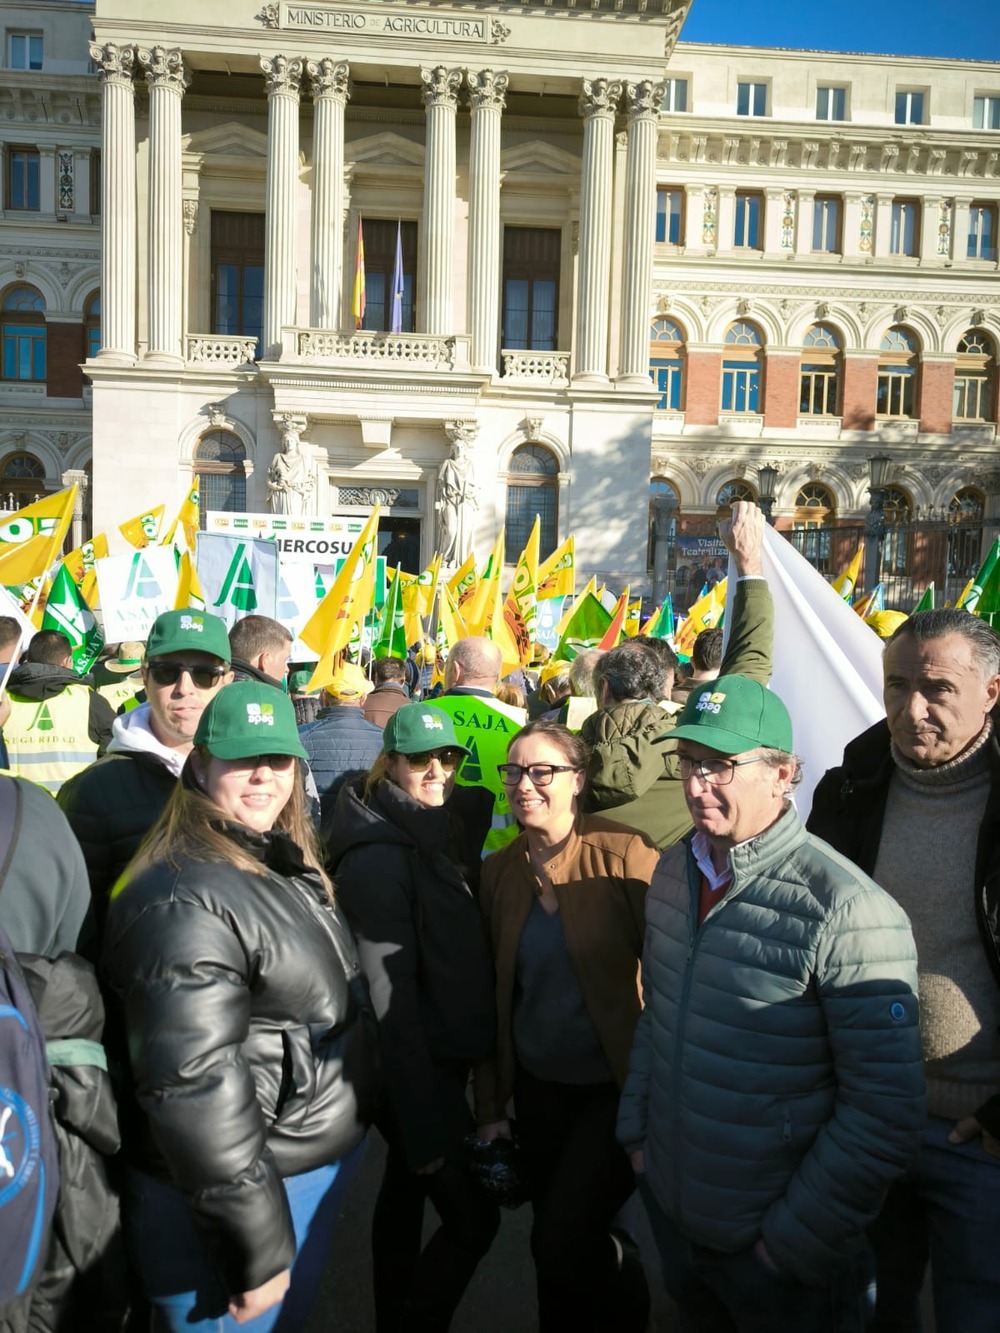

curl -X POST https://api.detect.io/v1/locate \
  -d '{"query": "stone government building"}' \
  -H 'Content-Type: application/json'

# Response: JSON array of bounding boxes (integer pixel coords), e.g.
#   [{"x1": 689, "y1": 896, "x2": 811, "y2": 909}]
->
[{"x1": 1, "y1": 0, "x2": 999, "y2": 604}]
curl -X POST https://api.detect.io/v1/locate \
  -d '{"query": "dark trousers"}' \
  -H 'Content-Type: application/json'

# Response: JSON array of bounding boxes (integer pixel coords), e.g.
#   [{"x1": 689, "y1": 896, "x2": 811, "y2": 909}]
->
[
  {"x1": 514, "y1": 1067, "x2": 648, "y2": 1333},
  {"x1": 372, "y1": 1067, "x2": 499, "y2": 1333}
]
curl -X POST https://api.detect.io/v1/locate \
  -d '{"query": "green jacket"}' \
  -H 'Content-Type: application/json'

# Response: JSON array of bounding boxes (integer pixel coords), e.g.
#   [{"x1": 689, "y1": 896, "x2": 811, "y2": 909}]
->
[{"x1": 580, "y1": 577, "x2": 773, "y2": 850}]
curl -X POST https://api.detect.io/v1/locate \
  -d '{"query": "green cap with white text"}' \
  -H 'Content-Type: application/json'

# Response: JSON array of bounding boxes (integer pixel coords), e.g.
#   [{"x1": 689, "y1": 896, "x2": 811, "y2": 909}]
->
[
  {"x1": 667, "y1": 674, "x2": 793, "y2": 755},
  {"x1": 194, "y1": 680, "x2": 308, "y2": 761},
  {"x1": 382, "y1": 702, "x2": 470, "y2": 757},
  {"x1": 145, "y1": 609, "x2": 231, "y2": 664}
]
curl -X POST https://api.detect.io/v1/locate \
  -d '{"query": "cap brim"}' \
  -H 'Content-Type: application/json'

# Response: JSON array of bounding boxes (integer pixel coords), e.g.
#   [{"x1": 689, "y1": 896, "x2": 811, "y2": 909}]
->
[
  {"x1": 667, "y1": 723, "x2": 761, "y2": 755},
  {"x1": 204, "y1": 738, "x2": 310, "y2": 762},
  {"x1": 394, "y1": 741, "x2": 472, "y2": 758}
]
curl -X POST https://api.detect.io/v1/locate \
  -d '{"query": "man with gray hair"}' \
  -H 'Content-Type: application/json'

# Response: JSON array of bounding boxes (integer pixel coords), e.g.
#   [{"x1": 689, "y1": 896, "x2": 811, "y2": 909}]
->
[
  {"x1": 443, "y1": 635, "x2": 503, "y2": 698},
  {"x1": 810, "y1": 608, "x2": 1000, "y2": 1331}
]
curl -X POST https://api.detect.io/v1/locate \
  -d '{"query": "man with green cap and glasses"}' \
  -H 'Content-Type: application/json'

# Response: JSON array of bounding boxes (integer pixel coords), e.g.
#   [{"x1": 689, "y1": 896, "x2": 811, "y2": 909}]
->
[
  {"x1": 617, "y1": 674, "x2": 927, "y2": 1333},
  {"x1": 58, "y1": 609, "x2": 234, "y2": 930}
]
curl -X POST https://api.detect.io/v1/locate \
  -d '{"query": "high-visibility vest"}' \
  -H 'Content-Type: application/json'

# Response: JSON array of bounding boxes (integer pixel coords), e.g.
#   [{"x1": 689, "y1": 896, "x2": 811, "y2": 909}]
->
[
  {"x1": 5, "y1": 685, "x2": 99, "y2": 793},
  {"x1": 98, "y1": 674, "x2": 143, "y2": 713},
  {"x1": 431, "y1": 694, "x2": 526, "y2": 854}
]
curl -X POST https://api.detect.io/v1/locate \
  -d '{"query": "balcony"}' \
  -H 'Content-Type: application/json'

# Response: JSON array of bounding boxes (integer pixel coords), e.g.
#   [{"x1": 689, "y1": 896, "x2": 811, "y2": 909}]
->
[
  {"x1": 185, "y1": 336, "x2": 258, "y2": 369},
  {"x1": 290, "y1": 329, "x2": 470, "y2": 373},
  {"x1": 500, "y1": 349, "x2": 570, "y2": 387}
]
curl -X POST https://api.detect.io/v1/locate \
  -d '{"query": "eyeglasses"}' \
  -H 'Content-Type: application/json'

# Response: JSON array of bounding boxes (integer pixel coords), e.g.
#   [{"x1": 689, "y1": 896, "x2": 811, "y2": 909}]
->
[
  {"x1": 497, "y1": 763, "x2": 581, "y2": 787},
  {"x1": 401, "y1": 748, "x2": 466, "y2": 772},
  {"x1": 147, "y1": 662, "x2": 227, "y2": 690},
  {"x1": 677, "y1": 754, "x2": 765, "y2": 786},
  {"x1": 225, "y1": 753, "x2": 297, "y2": 773}
]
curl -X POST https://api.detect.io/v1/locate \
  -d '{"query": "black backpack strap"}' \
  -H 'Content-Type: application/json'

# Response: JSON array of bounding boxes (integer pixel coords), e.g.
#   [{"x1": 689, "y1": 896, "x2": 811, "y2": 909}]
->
[{"x1": 0, "y1": 775, "x2": 21, "y2": 896}]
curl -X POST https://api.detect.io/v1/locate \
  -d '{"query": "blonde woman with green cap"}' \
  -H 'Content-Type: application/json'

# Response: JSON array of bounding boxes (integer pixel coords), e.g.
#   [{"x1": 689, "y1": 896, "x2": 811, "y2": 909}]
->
[
  {"x1": 104, "y1": 680, "x2": 380, "y2": 1333},
  {"x1": 325, "y1": 701, "x2": 500, "y2": 1333}
]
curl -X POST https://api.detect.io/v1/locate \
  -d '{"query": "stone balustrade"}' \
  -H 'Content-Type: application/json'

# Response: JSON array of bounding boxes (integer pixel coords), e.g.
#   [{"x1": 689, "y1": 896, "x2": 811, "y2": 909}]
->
[
  {"x1": 295, "y1": 330, "x2": 461, "y2": 370},
  {"x1": 500, "y1": 349, "x2": 570, "y2": 386},
  {"x1": 185, "y1": 335, "x2": 258, "y2": 367}
]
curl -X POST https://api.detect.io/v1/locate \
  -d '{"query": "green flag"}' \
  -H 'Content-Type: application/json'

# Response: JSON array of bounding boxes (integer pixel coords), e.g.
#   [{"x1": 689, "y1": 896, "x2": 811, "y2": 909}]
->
[
  {"x1": 913, "y1": 583, "x2": 935, "y2": 613},
  {"x1": 974, "y1": 555, "x2": 1000, "y2": 626},
  {"x1": 644, "y1": 594, "x2": 675, "y2": 642},
  {"x1": 960, "y1": 537, "x2": 1000, "y2": 614},
  {"x1": 374, "y1": 568, "x2": 407, "y2": 661},
  {"x1": 41, "y1": 562, "x2": 104, "y2": 674},
  {"x1": 554, "y1": 592, "x2": 612, "y2": 662}
]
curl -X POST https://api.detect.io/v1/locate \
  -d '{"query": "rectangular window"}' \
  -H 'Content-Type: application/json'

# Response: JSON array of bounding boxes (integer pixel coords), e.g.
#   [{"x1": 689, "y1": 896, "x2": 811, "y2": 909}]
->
[
  {"x1": 812, "y1": 196, "x2": 841, "y2": 253},
  {"x1": 6, "y1": 148, "x2": 39, "y2": 210},
  {"x1": 721, "y1": 361, "x2": 760, "y2": 413},
  {"x1": 2, "y1": 324, "x2": 45, "y2": 380},
  {"x1": 734, "y1": 192, "x2": 762, "y2": 249},
  {"x1": 968, "y1": 204, "x2": 997, "y2": 260},
  {"x1": 890, "y1": 200, "x2": 919, "y2": 257},
  {"x1": 800, "y1": 366, "x2": 839, "y2": 415},
  {"x1": 650, "y1": 359, "x2": 683, "y2": 410},
  {"x1": 736, "y1": 82, "x2": 767, "y2": 116},
  {"x1": 211, "y1": 211, "x2": 265, "y2": 357},
  {"x1": 662, "y1": 78, "x2": 688, "y2": 113},
  {"x1": 895, "y1": 90, "x2": 924, "y2": 125},
  {"x1": 954, "y1": 375, "x2": 989, "y2": 421},
  {"x1": 502, "y1": 226, "x2": 560, "y2": 352},
  {"x1": 816, "y1": 86, "x2": 846, "y2": 121},
  {"x1": 973, "y1": 95, "x2": 1000, "y2": 130},
  {"x1": 655, "y1": 188, "x2": 684, "y2": 245},
  {"x1": 877, "y1": 368, "x2": 915, "y2": 417},
  {"x1": 7, "y1": 33, "x2": 42, "y2": 70},
  {"x1": 359, "y1": 218, "x2": 417, "y2": 333}
]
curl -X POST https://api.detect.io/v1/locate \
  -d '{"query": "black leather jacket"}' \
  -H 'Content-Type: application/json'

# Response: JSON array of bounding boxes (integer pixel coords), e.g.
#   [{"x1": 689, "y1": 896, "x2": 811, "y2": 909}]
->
[{"x1": 103, "y1": 825, "x2": 379, "y2": 1293}]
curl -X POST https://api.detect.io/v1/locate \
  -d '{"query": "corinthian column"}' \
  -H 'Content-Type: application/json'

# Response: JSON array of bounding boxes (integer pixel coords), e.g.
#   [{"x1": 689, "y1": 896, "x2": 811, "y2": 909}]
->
[
  {"x1": 421, "y1": 66, "x2": 461, "y2": 336},
  {"x1": 139, "y1": 46, "x2": 186, "y2": 365},
  {"x1": 261, "y1": 55, "x2": 303, "y2": 357},
  {"x1": 467, "y1": 69, "x2": 507, "y2": 372},
  {"x1": 88, "y1": 41, "x2": 136, "y2": 363},
  {"x1": 575, "y1": 78, "x2": 621, "y2": 382},
  {"x1": 307, "y1": 58, "x2": 350, "y2": 328},
  {"x1": 618, "y1": 79, "x2": 665, "y2": 383}
]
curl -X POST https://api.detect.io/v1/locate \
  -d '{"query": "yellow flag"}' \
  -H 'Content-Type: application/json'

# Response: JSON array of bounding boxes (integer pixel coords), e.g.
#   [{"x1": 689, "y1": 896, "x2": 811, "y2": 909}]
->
[
  {"x1": 439, "y1": 584, "x2": 468, "y2": 654},
  {"x1": 503, "y1": 516, "x2": 539, "y2": 668},
  {"x1": 64, "y1": 533, "x2": 108, "y2": 609},
  {"x1": 162, "y1": 483, "x2": 201, "y2": 552},
  {"x1": 303, "y1": 508, "x2": 380, "y2": 691},
  {"x1": 174, "y1": 550, "x2": 207, "y2": 612},
  {"x1": 0, "y1": 486, "x2": 77, "y2": 587},
  {"x1": 537, "y1": 535, "x2": 575, "y2": 600},
  {"x1": 674, "y1": 579, "x2": 727, "y2": 659},
  {"x1": 555, "y1": 575, "x2": 597, "y2": 638},
  {"x1": 464, "y1": 531, "x2": 505, "y2": 637},
  {"x1": 625, "y1": 596, "x2": 642, "y2": 639},
  {"x1": 119, "y1": 505, "x2": 164, "y2": 549},
  {"x1": 447, "y1": 551, "x2": 477, "y2": 604},
  {"x1": 831, "y1": 545, "x2": 864, "y2": 601}
]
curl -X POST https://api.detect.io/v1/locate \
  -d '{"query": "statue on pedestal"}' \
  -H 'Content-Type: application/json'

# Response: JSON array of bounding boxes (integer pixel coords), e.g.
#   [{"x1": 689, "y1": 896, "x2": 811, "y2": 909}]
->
[
  {"x1": 436, "y1": 424, "x2": 478, "y2": 565},
  {"x1": 267, "y1": 419, "x2": 313, "y2": 516}
]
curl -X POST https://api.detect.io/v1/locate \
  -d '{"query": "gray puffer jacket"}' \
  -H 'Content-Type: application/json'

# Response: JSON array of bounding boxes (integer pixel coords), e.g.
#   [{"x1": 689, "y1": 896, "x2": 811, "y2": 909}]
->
[{"x1": 617, "y1": 805, "x2": 926, "y2": 1284}]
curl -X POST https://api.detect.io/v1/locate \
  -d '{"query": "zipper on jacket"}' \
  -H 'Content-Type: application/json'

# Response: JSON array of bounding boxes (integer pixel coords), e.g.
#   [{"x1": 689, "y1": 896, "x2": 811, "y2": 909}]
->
[
  {"x1": 782, "y1": 1112, "x2": 792, "y2": 1145},
  {"x1": 286, "y1": 876, "x2": 362, "y2": 981}
]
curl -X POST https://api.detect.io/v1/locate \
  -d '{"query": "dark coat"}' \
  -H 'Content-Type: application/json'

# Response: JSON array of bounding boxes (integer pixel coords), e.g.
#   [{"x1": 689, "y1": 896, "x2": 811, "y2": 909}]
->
[
  {"x1": 326, "y1": 777, "x2": 496, "y2": 1169},
  {"x1": 103, "y1": 825, "x2": 379, "y2": 1293},
  {"x1": 300, "y1": 706, "x2": 384, "y2": 836}
]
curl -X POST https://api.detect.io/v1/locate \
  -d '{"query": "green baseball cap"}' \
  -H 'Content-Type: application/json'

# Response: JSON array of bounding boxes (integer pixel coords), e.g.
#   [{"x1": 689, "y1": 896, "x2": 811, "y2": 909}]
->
[
  {"x1": 667, "y1": 674, "x2": 793, "y2": 755},
  {"x1": 194, "y1": 680, "x2": 308, "y2": 761},
  {"x1": 145, "y1": 610, "x2": 231, "y2": 665},
  {"x1": 382, "y1": 702, "x2": 470, "y2": 757}
]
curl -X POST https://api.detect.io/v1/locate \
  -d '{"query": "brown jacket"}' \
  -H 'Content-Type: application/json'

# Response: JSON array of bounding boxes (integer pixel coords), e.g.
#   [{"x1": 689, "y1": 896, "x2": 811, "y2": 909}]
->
[
  {"x1": 475, "y1": 814, "x2": 659, "y2": 1124},
  {"x1": 362, "y1": 683, "x2": 409, "y2": 729}
]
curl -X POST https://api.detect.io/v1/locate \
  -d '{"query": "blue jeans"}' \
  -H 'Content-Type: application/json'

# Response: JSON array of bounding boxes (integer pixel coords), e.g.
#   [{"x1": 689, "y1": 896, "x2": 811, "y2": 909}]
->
[
  {"x1": 868, "y1": 1114, "x2": 1000, "y2": 1333},
  {"x1": 638, "y1": 1178, "x2": 867, "y2": 1333},
  {"x1": 124, "y1": 1139, "x2": 366, "y2": 1333}
]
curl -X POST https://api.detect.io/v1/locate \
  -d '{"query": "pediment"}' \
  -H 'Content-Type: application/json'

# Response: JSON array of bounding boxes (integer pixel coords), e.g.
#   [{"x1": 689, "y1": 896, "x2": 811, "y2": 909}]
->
[
  {"x1": 183, "y1": 122, "x2": 270, "y2": 158},
  {"x1": 348, "y1": 131, "x2": 424, "y2": 169},
  {"x1": 501, "y1": 141, "x2": 580, "y2": 176}
]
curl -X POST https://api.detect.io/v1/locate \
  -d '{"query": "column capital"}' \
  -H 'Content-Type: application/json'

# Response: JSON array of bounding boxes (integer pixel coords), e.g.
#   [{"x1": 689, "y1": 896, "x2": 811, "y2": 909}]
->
[
  {"x1": 307, "y1": 57, "x2": 350, "y2": 102},
  {"x1": 579, "y1": 78, "x2": 622, "y2": 120},
  {"x1": 467, "y1": 68, "x2": 508, "y2": 113},
  {"x1": 421, "y1": 66, "x2": 461, "y2": 110},
  {"x1": 261, "y1": 54, "x2": 304, "y2": 97},
  {"x1": 88, "y1": 41, "x2": 135, "y2": 86},
  {"x1": 624, "y1": 79, "x2": 666, "y2": 121},
  {"x1": 138, "y1": 46, "x2": 187, "y2": 94}
]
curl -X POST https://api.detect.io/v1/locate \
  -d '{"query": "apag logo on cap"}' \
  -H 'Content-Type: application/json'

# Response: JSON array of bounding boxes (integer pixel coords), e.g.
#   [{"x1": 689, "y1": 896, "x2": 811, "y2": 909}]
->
[
  {"x1": 421, "y1": 714, "x2": 444, "y2": 730},
  {"x1": 246, "y1": 702, "x2": 275, "y2": 727},
  {"x1": 180, "y1": 615, "x2": 204, "y2": 633},
  {"x1": 695, "y1": 690, "x2": 726, "y2": 716}
]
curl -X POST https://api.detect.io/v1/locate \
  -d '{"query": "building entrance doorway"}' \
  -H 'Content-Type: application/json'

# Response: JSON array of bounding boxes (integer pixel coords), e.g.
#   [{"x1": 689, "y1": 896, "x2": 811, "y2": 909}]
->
[{"x1": 379, "y1": 517, "x2": 421, "y2": 575}]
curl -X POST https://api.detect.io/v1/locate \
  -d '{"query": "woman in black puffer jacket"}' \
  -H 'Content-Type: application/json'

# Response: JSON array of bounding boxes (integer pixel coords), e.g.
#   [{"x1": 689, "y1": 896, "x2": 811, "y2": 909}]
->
[
  {"x1": 325, "y1": 701, "x2": 500, "y2": 1333},
  {"x1": 104, "y1": 681, "x2": 379, "y2": 1333}
]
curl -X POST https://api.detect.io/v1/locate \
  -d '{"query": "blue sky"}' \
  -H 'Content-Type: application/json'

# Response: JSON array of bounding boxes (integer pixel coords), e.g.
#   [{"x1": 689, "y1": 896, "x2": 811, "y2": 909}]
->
[{"x1": 679, "y1": 0, "x2": 1000, "y2": 62}]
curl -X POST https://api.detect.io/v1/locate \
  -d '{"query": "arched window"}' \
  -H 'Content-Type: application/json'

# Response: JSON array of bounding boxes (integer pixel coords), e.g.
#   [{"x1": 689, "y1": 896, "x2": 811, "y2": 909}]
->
[
  {"x1": 721, "y1": 320, "x2": 762, "y2": 414},
  {"x1": 715, "y1": 479, "x2": 758, "y2": 517},
  {"x1": 647, "y1": 476, "x2": 678, "y2": 571},
  {"x1": 882, "y1": 485, "x2": 913, "y2": 574},
  {"x1": 791, "y1": 481, "x2": 836, "y2": 572},
  {"x1": 505, "y1": 443, "x2": 559, "y2": 560},
  {"x1": 649, "y1": 317, "x2": 686, "y2": 411},
  {"x1": 954, "y1": 330, "x2": 995, "y2": 423},
  {"x1": 84, "y1": 291, "x2": 101, "y2": 360},
  {"x1": 800, "y1": 323, "x2": 842, "y2": 416},
  {"x1": 877, "y1": 326, "x2": 919, "y2": 419},
  {"x1": 194, "y1": 431, "x2": 247, "y2": 525},
  {"x1": 949, "y1": 487, "x2": 985, "y2": 583},
  {"x1": 2, "y1": 285, "x2": 45, "y2": 381},
  {"x1": 0, "y1": 451, "x2": 45, "y2": 510}
]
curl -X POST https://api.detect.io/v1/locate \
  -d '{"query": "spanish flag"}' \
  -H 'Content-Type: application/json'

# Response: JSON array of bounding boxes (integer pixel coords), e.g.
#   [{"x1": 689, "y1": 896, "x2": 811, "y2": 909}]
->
[
  {"x1": 0, "y1": 485, "x2": 77, "y2": 587},
  {"x1": 352, "y1": 218, "x2": 366, "y2": 330}
]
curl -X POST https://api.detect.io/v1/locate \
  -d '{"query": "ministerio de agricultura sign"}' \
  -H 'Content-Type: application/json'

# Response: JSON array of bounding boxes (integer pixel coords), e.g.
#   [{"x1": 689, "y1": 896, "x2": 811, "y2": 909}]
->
[{"x1": 282, "y1": 4, "x2": 491, "y2": 42}]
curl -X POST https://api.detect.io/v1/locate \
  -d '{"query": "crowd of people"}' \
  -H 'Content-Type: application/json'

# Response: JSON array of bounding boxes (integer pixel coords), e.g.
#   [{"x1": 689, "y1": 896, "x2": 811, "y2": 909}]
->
[{"x1": 0, "y1": 499, "x2": 996, "y2": 1333}]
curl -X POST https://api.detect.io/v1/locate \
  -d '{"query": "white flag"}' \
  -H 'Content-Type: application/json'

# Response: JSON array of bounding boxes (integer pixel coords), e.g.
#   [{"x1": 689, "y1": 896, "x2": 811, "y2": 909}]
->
[
  {"x1": 194, "y1": 533, "x2": 279, "y2": 631},
  {"x1": 96, "y1": 547, "x2": 179, "y2": 642}
]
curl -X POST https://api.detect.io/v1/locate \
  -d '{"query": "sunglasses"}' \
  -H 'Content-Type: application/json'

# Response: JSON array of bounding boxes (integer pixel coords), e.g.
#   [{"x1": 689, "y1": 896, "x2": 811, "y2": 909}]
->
[
  {"x1": 400, "y1": 747, "x2": 466, "y2": 772},
  {"x1": 224, "y1": 753, "x2": 297, "y2": 773},
  {"x1": 147, "y1": 662, "x2": 227, "y2": 690}
]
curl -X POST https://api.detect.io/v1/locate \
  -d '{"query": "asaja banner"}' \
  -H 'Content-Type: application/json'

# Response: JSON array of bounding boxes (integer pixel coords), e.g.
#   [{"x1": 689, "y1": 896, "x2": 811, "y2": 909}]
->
[
  {"x1": 96, "y1": 547, "x2": 179, "y2": 641},
  {"x1": 431, "y1": 694, "x2": 526, "y2": 852},
  {"x1": 195, "y1": 533, "x2": 279, "y2": 630}
]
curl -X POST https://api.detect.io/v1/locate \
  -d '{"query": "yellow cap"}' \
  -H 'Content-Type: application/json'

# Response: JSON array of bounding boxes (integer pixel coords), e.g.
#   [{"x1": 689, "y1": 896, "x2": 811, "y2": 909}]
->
[{"x1": 326, "y1": 662, "x2": 373, "y2": 700}]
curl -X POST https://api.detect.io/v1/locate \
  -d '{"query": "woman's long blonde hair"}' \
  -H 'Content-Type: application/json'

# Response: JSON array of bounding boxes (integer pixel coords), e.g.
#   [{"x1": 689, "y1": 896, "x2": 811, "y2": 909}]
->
[{"x1": 121, "y1": 752, "x2": 333, "y2": 900}]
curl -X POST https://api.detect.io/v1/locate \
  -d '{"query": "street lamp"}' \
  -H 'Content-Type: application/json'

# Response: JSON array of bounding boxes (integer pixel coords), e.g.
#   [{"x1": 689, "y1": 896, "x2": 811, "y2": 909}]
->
[
  {"x1": 864, "y1": 453, "x2": 892, "y2": 597},
  {"x1": 757, "y1": 463, "x2": 778, "y2": 526}
]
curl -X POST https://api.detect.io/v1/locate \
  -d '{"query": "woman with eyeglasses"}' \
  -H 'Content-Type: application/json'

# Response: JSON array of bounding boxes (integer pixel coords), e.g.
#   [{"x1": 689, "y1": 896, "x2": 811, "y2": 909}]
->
[
  {"x1": 325, "y1": 701, "x2": 500, "y2": 1333},
  {"x1": 475, "y1": 719, "x2": 660, "y2": 1333},
  {"x1": 103, "y1": 680, "x2": 379, "y2": 1332}
]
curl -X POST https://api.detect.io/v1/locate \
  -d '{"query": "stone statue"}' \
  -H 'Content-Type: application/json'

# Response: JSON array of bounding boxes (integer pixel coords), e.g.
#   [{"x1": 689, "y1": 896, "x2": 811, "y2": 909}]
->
[
  {"x1": 436, "y1": 435, "x2": 478, "y2": 566},
  {"x1": 267, "y1": 421, "x2": 313, "y2": 516}
]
